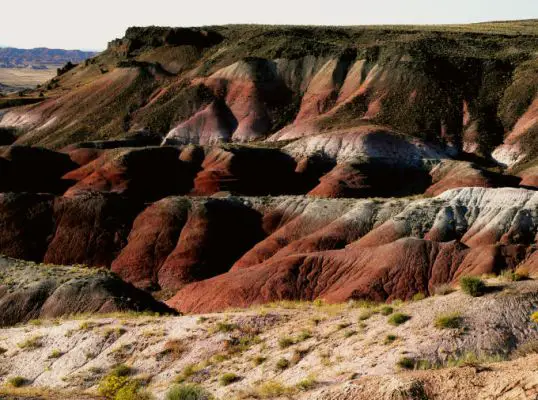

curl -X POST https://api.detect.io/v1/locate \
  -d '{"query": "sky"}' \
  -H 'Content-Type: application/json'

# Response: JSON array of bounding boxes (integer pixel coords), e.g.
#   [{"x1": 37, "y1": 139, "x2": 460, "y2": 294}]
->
[{"x1": 1, "y1": 0, "x2": 538, "y2": 50}]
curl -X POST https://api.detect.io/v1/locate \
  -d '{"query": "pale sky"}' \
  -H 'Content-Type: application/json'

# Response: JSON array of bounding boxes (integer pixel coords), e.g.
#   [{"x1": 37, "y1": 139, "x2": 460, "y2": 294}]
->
[{"x1": 2, "y1": 0, "x2": 538, "y2": 50}]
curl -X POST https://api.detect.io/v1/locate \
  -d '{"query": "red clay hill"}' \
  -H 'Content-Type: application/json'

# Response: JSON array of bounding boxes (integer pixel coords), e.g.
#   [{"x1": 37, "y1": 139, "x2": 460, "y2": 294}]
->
[{"x1": 0, "y1": 23, "x2": 537, "y2": 316}]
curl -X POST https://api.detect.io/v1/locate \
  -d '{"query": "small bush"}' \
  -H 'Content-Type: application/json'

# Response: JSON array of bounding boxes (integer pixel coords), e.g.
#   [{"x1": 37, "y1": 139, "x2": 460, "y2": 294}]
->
[
  {"x1": 98, "y1": 365, "x2": 133, "y2": 399},
  {"x1": 165, "y1": 384, "x2": 213, "y2": 400},
  {"x1": 344, "y1": 330, "x2": 357, "y2": 338},
  {"x1": 460, "y1": 276, "x2": 486, "y2": 297},
  {"x1": 98, "y1": 375, "x2": 128, "y2": 399},
  {"x1": 7, "y1": 376, "x2": 27, "y2": 387},
  {"x1": 412, "y1": 293, "x2": 426, "y2": 301},
  {"x1": 0, "y1": 347, "x2": 7, "y2": 355},
  {"x1": 278, "y1": 336, "x2": 294, "y2": 349},
  {"x1": 275, "y1": 358, "x2": 290, "y2": 370},
  {"x1": 435, "y1": 312, "x2": 462, "y2": 329},
  {"x1": 115, "y1": 381, "x2": 153, "y2": 400},
  {"x1": 379, "y1": 306, "x2": 394, "y2": 316},
  {"x1": 397, "y1": 357, "x2": 415, "y2": 370},
  {"x1": 434, "y1": 284, "x2": 454, "y2": 296},
  {"x1": 388, "y1": 313, "x2": 411, "y2": 326},
  {"x1": 531, "y1": 311, "x2": 538, "y2": 323},
  {"x1": 252, "y1": 356, "x2": 267, "y2": 366},
  {"x1": 49, "y1": 349, "x2": 63, "y2": 358},
  {"x1": 219, "y1": 372, "x2": 240, "y2": 386},
  {"x1": 384, "y1": 334, "x2": 398, "y2": 344}
]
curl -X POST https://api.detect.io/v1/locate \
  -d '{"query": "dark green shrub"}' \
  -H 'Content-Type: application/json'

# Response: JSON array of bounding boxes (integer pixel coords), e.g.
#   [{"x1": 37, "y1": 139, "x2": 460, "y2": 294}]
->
[
  {"x1": 460, "y1": 276, "x2": 486, "y2": 297},
  {"x1": 276, "y1": 358, "x2": 290, "y2": 370},
  {"x1": 397, "y1": 357, "x2": 415, "y2": 370},
  {"x1": 7, "y1": 376, "x2": 27, "y2": 387}
]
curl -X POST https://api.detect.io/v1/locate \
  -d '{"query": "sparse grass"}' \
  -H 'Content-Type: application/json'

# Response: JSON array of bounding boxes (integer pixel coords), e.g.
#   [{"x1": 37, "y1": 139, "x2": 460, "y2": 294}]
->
[
  {"x1": 161, "y1": 339, "x2": 187, "y2": 361},
  {"x1": 358, "y1": 310, "x2": 373, "y2": 321},
  {"x1": 165, "y1": 384, "x2": 213, "y2": 400},
  {"x1": 349, "y1": 299, "x2": 379, "y2": 309},
  {"x1": 175, "y1": 363, "x2": 205, "y2": 383},
  {"x1": 219, "y1": 372, "x2": 241, "y2": 386},
  {"x1": 501, "y1": 267, "x2": 530, "y2": 282},
  {"x1": 79, "y1": 321, "x2": 96, "y2": 331},
  {"x1": 275, "y1": 358, "x2": 290, "y2": 370},
  {"x1": 435, "y1": 312, "x2": 462, "y2": 329},
  {"x1": 384, "y1": 334, "x2": 398, "y2": 344},
  {"x1": 513, "y1": 339, "x2": 538, "y2": 357},
  {"x1": 412, "y1": 293, "x2": 426, "y2": 301},
  {"x1": 415, "y1": 359, "x2": 434, "y2": 370},
  {"x1": 460, "y1": 276, "x2": 486, "y2": 297},
  {"x1": 103, "y1": 326, "x2": 127, "y2": 340},
  {"x1": 17, "y1": 335, "x2": 43, "y2": 350},
  {"x1": 250, "y1": 380, "x2": 292, "y2": 398},
  {"x1": 296, "y1": 375, "x2": 318, "y2": 391},
  {"x1": 7, "y1": 376, "x2": 27, "y2": 388},
  {"x1": 445, "y1": 351, "x2": 506, "y2": 368},
  {"x1": 278, "y1": 336, "x2": 294, "y2": 349},
  {"x1": 379, "y1": 306, "x2": 394, "y2": 316},
  {"x1": 291, "y1": 348, "x2": 309, "y2": 365},
  {"x1": 434, "y1": 284, "x2": 454, "y2": 296},
  {"x1": 211, "y1": 353, "x2": 230, "y2": 363},
  {"x1": 388, "y1": 313, "x2": 411, "y2": 326},
  {"x1": 213, "y1": 321, "x2": 238, "y2": 333},
  {"x1": 318, "y1": 350, "x2": 331, "y2": 366},
  {"x1": 296, "y1": 329, "x2": 312, "y2": 341},
  {"x1": 225, "y1": 334, "x2": 262, "y2": 355}
]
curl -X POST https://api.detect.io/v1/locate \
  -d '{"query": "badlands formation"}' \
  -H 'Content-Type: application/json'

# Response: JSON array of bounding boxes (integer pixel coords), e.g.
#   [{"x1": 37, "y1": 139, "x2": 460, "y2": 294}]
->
[{"x1": 0, "y1": 21, "x2": 537, "y2": 399}]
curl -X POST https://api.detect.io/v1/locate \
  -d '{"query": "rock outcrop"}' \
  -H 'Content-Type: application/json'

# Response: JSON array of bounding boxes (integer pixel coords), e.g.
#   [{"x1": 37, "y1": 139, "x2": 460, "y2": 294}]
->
[{"x1": 0, "y1": 257, "x2": 174, "y2": 327}]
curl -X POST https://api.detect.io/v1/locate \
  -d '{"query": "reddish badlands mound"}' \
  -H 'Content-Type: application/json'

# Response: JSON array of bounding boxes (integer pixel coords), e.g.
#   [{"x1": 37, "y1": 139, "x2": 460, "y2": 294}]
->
[{"x1": 0, "y1": 24, "x2": 537, "y2": 317}]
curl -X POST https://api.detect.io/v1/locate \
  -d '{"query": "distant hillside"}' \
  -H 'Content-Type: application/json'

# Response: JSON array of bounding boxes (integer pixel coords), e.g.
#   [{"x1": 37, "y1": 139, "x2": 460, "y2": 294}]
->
[{"x1": 0, "y1": 47, "x2": 98, "y2": 68}]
